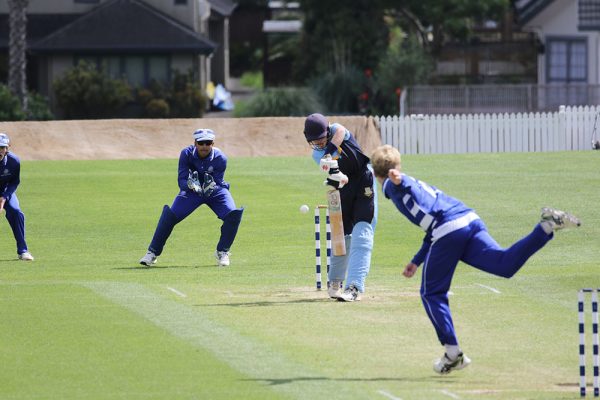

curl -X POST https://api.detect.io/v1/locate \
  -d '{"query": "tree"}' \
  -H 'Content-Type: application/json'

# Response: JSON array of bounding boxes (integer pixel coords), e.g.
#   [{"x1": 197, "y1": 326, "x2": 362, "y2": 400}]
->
[
  {"x1": 297, "y1": 0, "x2": 388, "y2": 80},
  {"x1": 382, "y1": 0, "x2": 509, "y2": 54},
  {"x1": 7, "y1": 0, "x2": 29, "y2": 113}
]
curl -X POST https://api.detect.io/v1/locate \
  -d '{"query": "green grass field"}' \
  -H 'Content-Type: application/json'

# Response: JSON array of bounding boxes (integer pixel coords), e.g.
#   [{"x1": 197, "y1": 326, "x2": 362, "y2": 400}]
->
[{"x1": 0, "y1": 151, "x2": 598, "y2": 399}]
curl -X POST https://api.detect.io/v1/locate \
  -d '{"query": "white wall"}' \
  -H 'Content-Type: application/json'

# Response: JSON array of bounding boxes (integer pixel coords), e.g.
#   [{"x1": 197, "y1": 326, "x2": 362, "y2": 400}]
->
[{"x1": 523, "y1": 0, "x2": 600, "y2": 84}]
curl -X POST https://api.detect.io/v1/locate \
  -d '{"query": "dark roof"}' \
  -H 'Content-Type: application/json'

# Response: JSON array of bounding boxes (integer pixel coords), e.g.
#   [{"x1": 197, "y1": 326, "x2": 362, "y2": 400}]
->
[
  {"x1": 0, "y1": 14, "x2": 80, "y2": 49},
  {"x1": 208, "y1": 0, "x2": 237, "y2": 17},
  {"x1": 514, "y1": 0, "x2": 556, "y2": 24},
  {"x1": 30, "y1": 0, "x2": 216, "y2": 54}
]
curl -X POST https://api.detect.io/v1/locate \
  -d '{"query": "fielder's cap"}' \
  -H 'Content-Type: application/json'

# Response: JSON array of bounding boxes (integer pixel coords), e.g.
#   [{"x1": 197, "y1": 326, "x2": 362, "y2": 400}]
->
[
  {"x1": 303, "y1": 113, "x2": 328, "y2": 141},
  {"x1": 193, "y1": 128, "x2": 215, "y2": 142},
  {"x1": 0, "y1": 133, "x2": 9, "y2": 147}
]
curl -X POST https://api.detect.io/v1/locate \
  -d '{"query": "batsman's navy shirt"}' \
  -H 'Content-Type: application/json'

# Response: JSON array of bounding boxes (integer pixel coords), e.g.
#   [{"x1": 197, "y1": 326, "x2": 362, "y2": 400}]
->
[
  {"x1": 0, "y1": 152, "x2": 20, "y2": 199},
  {"x1": 312, "y1": 123, "x2": 370, "y2": 177}
]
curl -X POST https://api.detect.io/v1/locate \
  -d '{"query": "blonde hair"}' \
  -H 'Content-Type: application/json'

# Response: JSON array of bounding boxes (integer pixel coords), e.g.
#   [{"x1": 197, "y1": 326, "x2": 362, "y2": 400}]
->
[{"x1": 371, "y1": 144, "x2": 401, "y2": 178}]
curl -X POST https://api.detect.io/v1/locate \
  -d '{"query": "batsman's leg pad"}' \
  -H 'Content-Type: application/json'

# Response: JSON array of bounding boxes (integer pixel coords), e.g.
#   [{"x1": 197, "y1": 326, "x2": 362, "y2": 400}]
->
[
  {"x1": 344, "y1": 221, "x2": 374, "y2": 292},
  {"x1": 327, "y1": 235, "x2": 352, "y2": 282},
  {"x1": 5, "y1": 206, "x2": 27, "y2": 254},
  {"x1": 217, "y1": 208, "x2": 244, "y2": 252},
  {"x1": 148, "y1": 205, "x2": 179, "y2": 256}
]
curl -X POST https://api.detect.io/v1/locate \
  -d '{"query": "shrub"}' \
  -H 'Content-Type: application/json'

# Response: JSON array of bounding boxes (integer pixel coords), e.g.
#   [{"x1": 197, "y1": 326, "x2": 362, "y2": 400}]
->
[
  {"x1": 167, "y1": 70, "x2": 206, "y2": 118},
  {"x1": 145, "y1": 99, "x2": 170, "y2": 118},
  {"x1": 234, "y1": 87, "x2": 323, "y2": 117},
  {"x1": 0, "y1": 84, "x2": 25, "y2": 121},
  {"x1": 373, "y1": 34, "x2": 433, "y2": 115},
  {"x1": 136, "y1": 88, "x2": 154, "y2": 107},
  {"x1": 310, "y1": 66, "x2": 367, "y2": 114},
  {"x1": 53, "y1": 60, "x2": 132, "y2": 119},
  {"x1": 27, "y1": 92, "x2": 54, "y2": 120}
]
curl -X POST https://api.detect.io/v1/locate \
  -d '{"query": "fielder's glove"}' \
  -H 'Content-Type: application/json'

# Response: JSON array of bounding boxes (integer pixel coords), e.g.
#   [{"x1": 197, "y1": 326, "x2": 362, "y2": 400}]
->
[
  {"x1": 187, "y1": 170, "x2": 202, "y2": 194},
  {"x1": 201, "y1": 173, "x2": 217, "y2": 197}
]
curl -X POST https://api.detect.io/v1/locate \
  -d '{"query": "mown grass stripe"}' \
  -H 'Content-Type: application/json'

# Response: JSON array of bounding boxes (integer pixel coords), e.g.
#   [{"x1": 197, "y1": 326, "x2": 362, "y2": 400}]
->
[{"x1": 84, "y1": 281, "x2": 367, "y2": 399}]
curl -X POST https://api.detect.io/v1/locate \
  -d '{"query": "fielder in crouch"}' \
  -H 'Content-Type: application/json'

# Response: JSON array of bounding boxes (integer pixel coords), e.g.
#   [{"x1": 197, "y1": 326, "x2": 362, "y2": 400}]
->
[
  {"x1": 0, "y1": 133, "x2": 34, "y2": 261},
  {"x1": 303, "y1": 113, "x2": 377, "y2": 302},
  {"x1": 370, "y1": 144, "x2": 580, "y2": 374},
  {"x1": 140, "y1": 129, "x2": 243, "y2": 267}
]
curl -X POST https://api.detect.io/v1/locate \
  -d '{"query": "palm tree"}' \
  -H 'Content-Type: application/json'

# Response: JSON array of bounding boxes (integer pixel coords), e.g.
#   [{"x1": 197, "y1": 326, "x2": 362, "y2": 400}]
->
[{"x1": 8, "y1": 0, "x2": 29, "y2": 114}]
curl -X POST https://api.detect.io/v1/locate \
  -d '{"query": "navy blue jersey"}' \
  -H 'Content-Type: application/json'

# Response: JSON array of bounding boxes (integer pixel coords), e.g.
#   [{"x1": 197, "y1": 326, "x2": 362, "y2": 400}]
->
[
  {"x1": 177, "y1": 146, "x2": 228, "y2": 193},
  {"x1": 382, "y1": 174, "x2": 474, "y2": 265},
  {"x1": 312, "y1": 123, "x2": 370, "y2": 177},
  {"x1": 0, "y1": 152, "x2": 21, "y2": 199}
]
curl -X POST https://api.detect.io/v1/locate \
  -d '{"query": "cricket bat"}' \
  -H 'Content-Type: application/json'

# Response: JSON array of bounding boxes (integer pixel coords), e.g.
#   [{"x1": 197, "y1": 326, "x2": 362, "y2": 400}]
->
[{"x1": 326, "y1": 189, "x2": 346, "y2": 256}]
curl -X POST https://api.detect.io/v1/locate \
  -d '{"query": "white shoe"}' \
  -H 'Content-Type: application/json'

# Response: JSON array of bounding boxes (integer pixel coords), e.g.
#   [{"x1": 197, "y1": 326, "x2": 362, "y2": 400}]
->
[
  {"x1": 433, "y1": 352, "x2": 471, "y2": 374},
  {"x1": 540, "y1": 207, "x2": 581, "y2": 231},
  {"x1": 215, "y1": 250, "x2": 230, "y2": 267},
  {"x1": 18, "y1": 252, "x2": 34, "y2": 261},
  {"x1": 328, "y1": 280, "x2": 343, "y2": 299},
  {"x1": 337, "y1": 285, "x2": 362, "y2": 302},
  {"x1": 139, "y1": 251, "x2": 157, "y2": 266}
]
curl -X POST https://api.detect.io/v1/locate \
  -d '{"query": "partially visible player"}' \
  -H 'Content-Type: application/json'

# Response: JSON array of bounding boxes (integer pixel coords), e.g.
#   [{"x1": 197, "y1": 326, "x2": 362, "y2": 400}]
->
[
  {"x1": 139, "y1": 129, "x2": 243, "y2": 267},
  {"x1": 0, "y1": 133, "x2": 34, "y2": 261},
  {"x1": 371, "y1": 144, "x2": 580, "y2": 374},
  {"x1": 303, "y1": 113, "x2": 377, "y2": 302}
]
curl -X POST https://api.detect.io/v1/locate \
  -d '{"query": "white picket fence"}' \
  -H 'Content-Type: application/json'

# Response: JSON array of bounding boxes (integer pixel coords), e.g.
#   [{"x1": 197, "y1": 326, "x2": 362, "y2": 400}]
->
[{"x1": 375, "y1": 105, "x2": 599, "y2": 154}]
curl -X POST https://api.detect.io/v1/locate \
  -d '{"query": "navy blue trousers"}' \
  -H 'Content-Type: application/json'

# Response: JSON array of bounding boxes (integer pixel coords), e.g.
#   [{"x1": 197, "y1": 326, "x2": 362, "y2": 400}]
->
[
  {"x1": 420, "y1": 218, "x2": 552, "y2": 346},
  {"x1": 3, "y1": 194, "x2": 28, "y2": 254}
]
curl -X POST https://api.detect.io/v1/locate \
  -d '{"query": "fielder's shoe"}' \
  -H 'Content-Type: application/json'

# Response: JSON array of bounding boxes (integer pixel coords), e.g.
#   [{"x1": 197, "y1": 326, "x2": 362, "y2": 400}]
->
[
  {"x1": 337, "y1": 285, "x2": 361, "y2": 302},
  {"x1": 215, "y1": 250, "x2": 230, "y2": 267},
  {"x1": 18, "y1": 252, "x2": 34, "y2": 261},
  {"x1": 139, "y1": 251, "x2": 157, "y2": 266},
  {"x1": 328, "y1": 280, "x2": 343, "y2": 299},
  {"x1": 540, "y1": 207, "x2": 581, "y2": 231},
  {"x1": 433, "y1": 352, "x2": 471, "y2": 375}
]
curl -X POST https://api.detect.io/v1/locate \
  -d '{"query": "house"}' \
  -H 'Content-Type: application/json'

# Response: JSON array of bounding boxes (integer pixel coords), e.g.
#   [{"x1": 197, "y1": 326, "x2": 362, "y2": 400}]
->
[
  {"x1": 0, "y1": 0, "x2": 236, "y2": 109},
  {"x1": 515, "y1": 0, "x2": 600, "y2": 84}
]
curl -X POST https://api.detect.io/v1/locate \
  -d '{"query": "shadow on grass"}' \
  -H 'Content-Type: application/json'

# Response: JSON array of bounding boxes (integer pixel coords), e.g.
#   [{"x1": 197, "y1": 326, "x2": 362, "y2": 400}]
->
[
  {"x1": 112, "y1": 264, "x2": 215, "y2": 270},
  {"x1": 197, "y1": 298, "x2": 331, "y2": 307},
  {"x1": 242, "y1": 376, "x2": 460, "y2": 385}
]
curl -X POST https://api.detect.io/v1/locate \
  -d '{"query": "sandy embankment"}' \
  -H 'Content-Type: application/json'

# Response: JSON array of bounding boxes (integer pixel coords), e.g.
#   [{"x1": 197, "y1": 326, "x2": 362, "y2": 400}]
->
[{"x1": 0, "y1": 116, "x2": 381, "y2": 161}]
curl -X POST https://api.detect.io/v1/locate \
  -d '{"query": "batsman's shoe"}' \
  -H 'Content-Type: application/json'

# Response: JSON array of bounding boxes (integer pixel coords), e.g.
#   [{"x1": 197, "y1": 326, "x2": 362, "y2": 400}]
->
[
  {"x1": 540, "y1": 207, "x2": 581, "y2": 231},
  {"x1": 328, "y1": 280, "x2": 343, "y2": 299},
  {"x1": 337, "y1": 285, "x2": 361, "y2": 302},
  {"x1": 215, "y1": 250, "x2": 230, "y2": 267},
  {"x1": 139, "y1": 251, "x2": 157, "y2": 266},
  {"x1": 433, "y1": 352, "x2": 471, "y2": 375},
  {"x1": 18, "y1": 252, "x2": 34, "y2": 261}
]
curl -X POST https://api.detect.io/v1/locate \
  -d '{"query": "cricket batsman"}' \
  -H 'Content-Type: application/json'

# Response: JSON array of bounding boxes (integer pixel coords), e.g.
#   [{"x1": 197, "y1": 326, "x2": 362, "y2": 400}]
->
[
  {"x1": 0, "y1": 133, "x2": 34, "y2": 261},
  {"x1": 303, "y1": 113, "x2": 377, "y2": 301},
  {"x1": 140, "y1": 128, "x2": 243, "y2": 267}
]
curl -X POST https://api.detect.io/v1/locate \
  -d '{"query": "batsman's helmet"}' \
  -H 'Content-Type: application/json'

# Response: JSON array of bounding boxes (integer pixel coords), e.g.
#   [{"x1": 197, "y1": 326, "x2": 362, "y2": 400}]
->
[{"x1": 303, "y1": 113, "x2": 330, "y2": 142}]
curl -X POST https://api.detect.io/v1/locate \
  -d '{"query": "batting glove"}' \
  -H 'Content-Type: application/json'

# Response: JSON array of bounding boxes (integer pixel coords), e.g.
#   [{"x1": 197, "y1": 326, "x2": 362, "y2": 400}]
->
[
  {"x1": 319, "y1": 155, "x2": 338, "y2": 173},
  {"x1": 324, "y1": 167, "x2": 348, "y2": 190}
]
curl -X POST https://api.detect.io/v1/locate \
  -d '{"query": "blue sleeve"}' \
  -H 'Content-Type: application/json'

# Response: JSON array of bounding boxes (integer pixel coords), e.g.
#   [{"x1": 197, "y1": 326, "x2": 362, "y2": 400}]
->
[
  {"x1": 2, "y1": 160, "x2": 20, "y2": 199},
  {"x1": 177, "y1": 149, "x2": 190, "y2": 192},
  {"x1": 312, "y1": 149, "x2": 326, "y2": 164},
  {"x1": 215, "y1": 153, "x2": 227, "y2": 186},
  {"x1": 411, "y1": 233, "x2": 432, "y2": 266}
]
